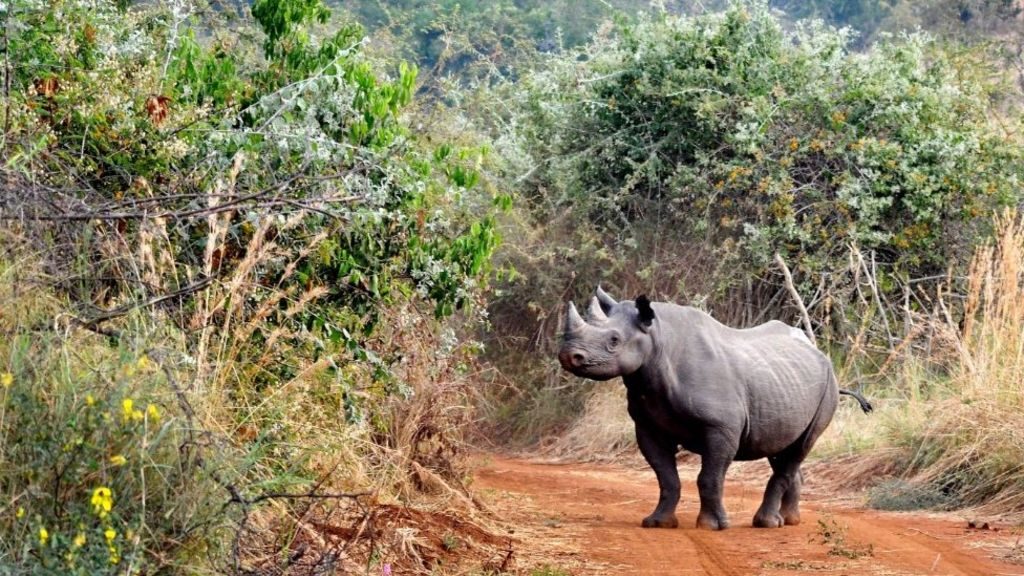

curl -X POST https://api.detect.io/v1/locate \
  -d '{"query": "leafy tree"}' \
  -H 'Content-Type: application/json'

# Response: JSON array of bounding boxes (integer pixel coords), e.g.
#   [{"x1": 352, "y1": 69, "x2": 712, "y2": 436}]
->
[
  {"x1": 771, "y1": 0, "x2": 894, "y2": 45},
  {"x1": 332, "y1": 0, "x2": 715, "y2": 85}
]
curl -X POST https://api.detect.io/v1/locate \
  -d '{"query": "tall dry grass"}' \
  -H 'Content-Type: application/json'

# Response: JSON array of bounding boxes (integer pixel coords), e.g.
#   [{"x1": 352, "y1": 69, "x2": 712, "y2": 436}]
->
[
  {"x1": 822, "y1": 209, "x2": 1024, "y2": 515},
  {"x1": 175, "y1": 201, "x2": 496, "y2": 570}
]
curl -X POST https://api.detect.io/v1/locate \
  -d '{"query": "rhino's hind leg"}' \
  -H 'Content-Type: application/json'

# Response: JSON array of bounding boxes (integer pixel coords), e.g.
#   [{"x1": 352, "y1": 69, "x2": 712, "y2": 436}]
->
[
  {"x1": 753, "y1": 456, "x2": 801, "y2": 528},
  {"x1": 780, "y1": 468, "x2": 803, "y2": 525},
  {"x1": 756, "y1": 375, "x2": 837, "y2": 529}
]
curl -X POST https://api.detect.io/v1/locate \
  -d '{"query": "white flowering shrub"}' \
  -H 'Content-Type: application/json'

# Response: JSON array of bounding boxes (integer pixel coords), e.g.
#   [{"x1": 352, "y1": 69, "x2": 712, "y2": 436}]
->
[{"x1": 492, "y1": 3, "x2": 1023, "y2": 329}]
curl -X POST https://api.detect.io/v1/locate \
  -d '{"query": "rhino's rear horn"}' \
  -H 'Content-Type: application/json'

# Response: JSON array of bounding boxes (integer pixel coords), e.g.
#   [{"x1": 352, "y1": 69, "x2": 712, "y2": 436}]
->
[
  {"x1": 565, "y1": 301, "x2": 586, "y2": 332},
  {"x1": 586, "y1": 296, "x2": 608, "y2": 323},
  {"x1": 596, "y1": 285, "x2": 617, "y2": 313}
]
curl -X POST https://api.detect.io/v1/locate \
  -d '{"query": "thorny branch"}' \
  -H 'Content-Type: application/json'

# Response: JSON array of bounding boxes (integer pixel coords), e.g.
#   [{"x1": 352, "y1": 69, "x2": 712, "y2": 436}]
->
[
  {"x1": 78, "y1": 276, "x2": 214, "y2": 326},
  {"x1": 0, "y1": 167, "x2": 363, "y2": 222}
]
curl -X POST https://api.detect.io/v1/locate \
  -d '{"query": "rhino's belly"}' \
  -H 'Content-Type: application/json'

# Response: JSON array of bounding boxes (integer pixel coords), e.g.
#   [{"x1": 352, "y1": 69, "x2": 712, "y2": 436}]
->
[
  {"x1": 629, "y1": 397, "x2": 694, "y2": 446},
  {"x1": 637, "y1": 399, "x2": 719, "y2": 456}
]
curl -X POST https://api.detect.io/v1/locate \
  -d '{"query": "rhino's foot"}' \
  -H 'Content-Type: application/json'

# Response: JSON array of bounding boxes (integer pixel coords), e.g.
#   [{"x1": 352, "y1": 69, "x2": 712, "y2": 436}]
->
[
  {"x1": 696, "y1": 510, "x2": 729, "y2": 531},
  {"x1": 641, "y1": 513, "x2": 679, "y2": 529},
  {"x1": 752, "y1": 510, "x2": 785, "y2": 528},
  {"x1": 782, "y1": 510, "x2": 801, "y2": 526}
]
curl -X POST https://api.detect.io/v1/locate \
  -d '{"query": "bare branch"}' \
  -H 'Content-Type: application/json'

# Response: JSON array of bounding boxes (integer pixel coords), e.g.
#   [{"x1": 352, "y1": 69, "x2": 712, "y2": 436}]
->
[{"x1": 774, "y1": 252, "x2": 816, "y2": 346}]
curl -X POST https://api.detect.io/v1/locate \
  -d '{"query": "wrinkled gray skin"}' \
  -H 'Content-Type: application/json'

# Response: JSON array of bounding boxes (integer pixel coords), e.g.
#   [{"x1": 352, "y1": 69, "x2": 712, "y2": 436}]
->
[{"x1": 558, "y1": 288, "x2": 865, "y2": 531}]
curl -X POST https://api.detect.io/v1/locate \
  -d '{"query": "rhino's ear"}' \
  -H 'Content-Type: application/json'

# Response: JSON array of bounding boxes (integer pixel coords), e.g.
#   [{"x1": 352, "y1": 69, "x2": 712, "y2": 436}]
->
[
  {"x1": 635, "y1": 295, "x2": 655, "y2": 328},
  {"x1": 595, "y1": 285, "x2": 617, "y2": 314}
]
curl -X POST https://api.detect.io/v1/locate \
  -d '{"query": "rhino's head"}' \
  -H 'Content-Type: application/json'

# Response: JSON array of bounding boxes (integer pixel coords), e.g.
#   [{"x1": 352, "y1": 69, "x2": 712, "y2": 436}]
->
[{"x1": 557, "y1": 287, "x2": 656, "y2": 381}]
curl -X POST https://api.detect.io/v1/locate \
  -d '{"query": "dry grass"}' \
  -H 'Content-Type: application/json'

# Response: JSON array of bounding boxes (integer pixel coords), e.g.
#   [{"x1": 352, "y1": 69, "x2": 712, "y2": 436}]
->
[
  {"x1": 820, "y1": 210, "x2": 1024, "y2": 517},
  {"x1": 0, "y1": 198, "x2": 509, "y2": 573},
  {"x1": 544, "y1": 382, "x2": 635, "y2": 461},
  {"x1": 183, "y1": 214, "x2": 506, "y2": 572}
]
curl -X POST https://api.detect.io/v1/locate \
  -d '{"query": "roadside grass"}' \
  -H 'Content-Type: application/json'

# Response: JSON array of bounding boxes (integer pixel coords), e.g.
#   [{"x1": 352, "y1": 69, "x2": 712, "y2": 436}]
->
[
  {"x1": 0, "y1": 259, "x2": 229, "y2": 573},
  {"x1": 819, "y1": 210, "x2": 1024, "y2": 516},
  {"x1": 545, "y1": 381, "x2": 635, "y2": 460},
  {"x1": 0, "y1": 242, "x2": 508, "y2": 574}
]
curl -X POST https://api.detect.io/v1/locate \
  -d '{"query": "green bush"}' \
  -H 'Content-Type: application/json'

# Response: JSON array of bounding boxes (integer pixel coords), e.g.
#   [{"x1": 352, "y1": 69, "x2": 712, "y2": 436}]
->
[
  {"x1": 1, "y1": 0, "x2": 503, "y2": 570},
  {"x1": 487, "y1": 1, "x2": 1022, "y2": 335},
  {"x1": 3, "y1": 0, "x2": 502, "y2": 404}
]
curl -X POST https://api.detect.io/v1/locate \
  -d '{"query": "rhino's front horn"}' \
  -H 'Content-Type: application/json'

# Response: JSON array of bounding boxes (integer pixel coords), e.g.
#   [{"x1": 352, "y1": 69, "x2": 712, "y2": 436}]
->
[
  {"x1": 587, "y1": 296, "x2": 608, "y2": 323},
  {"x1": 565, "y1": 301, "x2": 586, "y2": 333}
]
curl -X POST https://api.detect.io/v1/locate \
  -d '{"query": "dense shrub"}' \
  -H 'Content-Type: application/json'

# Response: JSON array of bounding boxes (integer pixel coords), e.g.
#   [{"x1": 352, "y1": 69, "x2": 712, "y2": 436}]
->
[
  {"x1": 491, "y1": 2, "x2": 1022, "y2": 329},
  {"x1": 1, "y1": 0, "x2": 502, "y2": 571}
]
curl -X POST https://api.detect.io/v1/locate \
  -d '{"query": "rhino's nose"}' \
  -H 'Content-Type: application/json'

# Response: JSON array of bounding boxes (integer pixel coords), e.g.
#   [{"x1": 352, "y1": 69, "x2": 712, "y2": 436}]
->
[{"x1": 559, "y1": 349, "x2": 586, "y2": 369}]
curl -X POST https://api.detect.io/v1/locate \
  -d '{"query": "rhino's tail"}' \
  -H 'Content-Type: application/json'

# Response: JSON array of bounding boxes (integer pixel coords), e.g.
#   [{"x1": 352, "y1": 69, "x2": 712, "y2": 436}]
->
[{"x1": 839, "y1": 388, "x2": 873, "y2": 414}]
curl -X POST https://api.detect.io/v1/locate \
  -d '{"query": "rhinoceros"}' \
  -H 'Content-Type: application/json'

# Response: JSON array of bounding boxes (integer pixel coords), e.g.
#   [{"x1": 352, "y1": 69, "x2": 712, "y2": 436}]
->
[{"x1": 557, "y1": 287, "x2": 871, "y2": 530}]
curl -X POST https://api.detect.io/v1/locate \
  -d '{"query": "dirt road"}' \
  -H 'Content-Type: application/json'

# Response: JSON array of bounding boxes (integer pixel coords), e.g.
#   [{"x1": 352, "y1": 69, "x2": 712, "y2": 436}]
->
[{"x1": 474, "y1": 455, "x2": 1024, "y2": 575}]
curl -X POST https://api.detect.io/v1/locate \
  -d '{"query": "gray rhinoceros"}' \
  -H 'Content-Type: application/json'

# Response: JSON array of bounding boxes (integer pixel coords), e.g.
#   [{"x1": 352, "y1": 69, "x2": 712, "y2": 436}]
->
[{"x1": 557, "y1": 288, "x2": 871, "y2": 530}]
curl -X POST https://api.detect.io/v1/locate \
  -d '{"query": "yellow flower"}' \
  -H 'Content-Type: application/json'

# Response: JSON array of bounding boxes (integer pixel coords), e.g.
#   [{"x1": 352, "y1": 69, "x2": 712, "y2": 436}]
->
[
  {"x1": 91, "y1": 487, "x2": 113, "y2": 518},
  {"x1": 122, "y1": 399, "x2": 143, "y2": 422},
  {"x1": 15, "y1": 507, "x2": 24, "y2": 519},
  {"x1": 86, "y1": 394, "x2": 96, "y2": 406},
  {"x1": 39, "y1": 526, "x2": 49, "y2": 545},
  {"x1": 104, "y1": 527, "x2": 117, "y2": 543},
  {"x1": 136, "y1": 355, "x2": 152, "y2": 371},
  {"x1": 73, "y1": 533, "x2": 87, "y2": 548},
  {"x1": 1, "y1": 372, "x2": 12, "y2": 388},
  {"x1": 110, "y1": 454, "x2": 127, "y2": 466},
  {"x1": 147, "y1": 403, "x2": 160, "y2": 421}
]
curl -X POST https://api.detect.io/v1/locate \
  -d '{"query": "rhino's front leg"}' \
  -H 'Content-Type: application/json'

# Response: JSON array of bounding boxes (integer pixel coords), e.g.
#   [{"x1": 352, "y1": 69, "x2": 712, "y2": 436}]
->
[
  {"x1": 635, "y1": 424, "x2": 680, "y2": 529},
  {"x1": 696, "y1": 431, "x2": 737, "y2": 530}
]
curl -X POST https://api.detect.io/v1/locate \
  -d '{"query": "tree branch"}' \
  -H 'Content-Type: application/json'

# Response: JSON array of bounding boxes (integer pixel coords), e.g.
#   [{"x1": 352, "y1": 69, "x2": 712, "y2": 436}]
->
[{"x1": 774, "y1": 252, "x2": 816, "y2": 346}]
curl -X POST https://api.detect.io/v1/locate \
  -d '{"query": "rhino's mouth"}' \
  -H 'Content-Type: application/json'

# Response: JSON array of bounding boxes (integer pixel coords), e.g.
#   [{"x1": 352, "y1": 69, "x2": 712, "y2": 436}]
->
[{"x1": 562, "y1": 360, "x2": 620, "y2": 381}]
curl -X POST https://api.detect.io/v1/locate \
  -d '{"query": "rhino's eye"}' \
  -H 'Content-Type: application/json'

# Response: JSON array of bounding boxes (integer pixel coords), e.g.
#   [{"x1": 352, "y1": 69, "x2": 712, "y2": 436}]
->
[{"x1": 608, "y1": 333, "x2": 621, "y2": 348}]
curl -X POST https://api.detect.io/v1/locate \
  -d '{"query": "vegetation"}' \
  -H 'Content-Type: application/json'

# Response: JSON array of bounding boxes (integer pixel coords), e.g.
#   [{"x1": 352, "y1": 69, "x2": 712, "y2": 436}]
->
[
  {"x1": 2, "y1": 0, "x2": 501, "y2": 572},
  {"x1": 821, "y1": 210, "x2": 1024, "y2": 514},
  {"x1": 477, "y1": 2, "x2": 1024, "y2": 444},
  {"x1": 2, "y1": 0, "x2": 1024, "y2": 572},
  {"x1": 494, "y1": 4, "x2": 1021, "y2": 321},
  {"x1": 816, "y1": 514, "x2": 873, "y2": 559}
]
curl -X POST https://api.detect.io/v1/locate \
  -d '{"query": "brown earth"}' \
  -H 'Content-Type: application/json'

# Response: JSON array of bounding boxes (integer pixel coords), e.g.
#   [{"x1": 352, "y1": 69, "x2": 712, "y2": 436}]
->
[{"x1": 473, "y1": 455, "x2": 1024, "y2": 576}]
